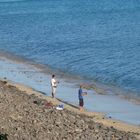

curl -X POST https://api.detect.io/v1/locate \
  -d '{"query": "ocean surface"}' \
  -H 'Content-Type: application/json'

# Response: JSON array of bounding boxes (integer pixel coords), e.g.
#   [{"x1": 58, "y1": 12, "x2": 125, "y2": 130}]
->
[{"x1": 0, "y1": 0, "x2": 140, "y2": 98}]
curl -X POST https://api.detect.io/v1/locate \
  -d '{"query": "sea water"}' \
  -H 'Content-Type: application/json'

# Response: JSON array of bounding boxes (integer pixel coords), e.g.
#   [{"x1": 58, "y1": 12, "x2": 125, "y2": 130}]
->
[{"x1": 0, "y1": 0, "x2": 140, "y2": 98}]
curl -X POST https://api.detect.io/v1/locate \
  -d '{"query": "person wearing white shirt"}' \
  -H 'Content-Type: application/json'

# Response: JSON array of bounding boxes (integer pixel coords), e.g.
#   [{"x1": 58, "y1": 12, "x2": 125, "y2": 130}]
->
[{"x1": 51, "y1": 74, "x2": 59, "y2": 98}]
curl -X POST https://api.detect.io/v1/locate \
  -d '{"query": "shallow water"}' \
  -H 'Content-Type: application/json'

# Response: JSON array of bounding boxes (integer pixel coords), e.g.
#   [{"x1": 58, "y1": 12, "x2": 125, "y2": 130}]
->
[
  {"x1": 0, "y1": 57, "x2": 140, "y2": 125},
  {"x1": 0, "y1": 0, "x2": 140, "y2": 98}
]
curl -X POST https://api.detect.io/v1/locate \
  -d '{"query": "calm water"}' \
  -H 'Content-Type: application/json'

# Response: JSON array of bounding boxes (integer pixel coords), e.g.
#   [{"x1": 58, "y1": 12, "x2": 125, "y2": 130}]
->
[{"x1": 0, "y1": 0, "x2": 140, "y2": 97}]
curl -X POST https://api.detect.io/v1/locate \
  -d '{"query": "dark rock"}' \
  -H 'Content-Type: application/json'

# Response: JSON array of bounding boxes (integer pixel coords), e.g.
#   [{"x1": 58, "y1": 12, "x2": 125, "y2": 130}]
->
[
  {"x1": 2, "y1": 81, "x2": 7, "y2": 85},
  {"x1": 0, "y1": 133, "x2": 8, "y2": 140}
]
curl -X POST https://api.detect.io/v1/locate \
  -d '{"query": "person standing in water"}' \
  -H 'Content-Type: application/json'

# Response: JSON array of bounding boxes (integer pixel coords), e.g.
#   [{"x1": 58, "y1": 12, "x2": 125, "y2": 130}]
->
[
  {"x1": 51, "y1": 74, "x2": 59, "y2": 98},
  {"x1": 78, "y1": 85, "x2": 87, "y2": 111}
]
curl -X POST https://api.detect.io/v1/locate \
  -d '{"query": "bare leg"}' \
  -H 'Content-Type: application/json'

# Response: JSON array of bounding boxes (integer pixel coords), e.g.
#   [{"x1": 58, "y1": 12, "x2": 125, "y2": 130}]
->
[
  {"x1": 52, "y1": 92, "x2": 54, "y2": 98},
  {"x1": 80, "y1": 106, "x2": 84, "y2": 112},
  {"x1": 79, "y1": 99, "x2": 84, "y2": 112}
]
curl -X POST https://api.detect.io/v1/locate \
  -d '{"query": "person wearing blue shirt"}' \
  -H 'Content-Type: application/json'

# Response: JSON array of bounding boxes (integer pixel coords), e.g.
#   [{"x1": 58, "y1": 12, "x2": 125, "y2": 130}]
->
[{"x1": 78, "y1": 85, "x2": 87, "y2": 111}]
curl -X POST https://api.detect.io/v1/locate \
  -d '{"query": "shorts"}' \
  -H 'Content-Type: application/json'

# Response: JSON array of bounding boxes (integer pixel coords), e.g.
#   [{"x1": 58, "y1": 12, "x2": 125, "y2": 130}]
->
[
  {"x1": 52, "y1": 86, "x2": 56, "y2": 94},
  {"x1": 79, "y1": 99, "x2": 84, "y2": 107}
]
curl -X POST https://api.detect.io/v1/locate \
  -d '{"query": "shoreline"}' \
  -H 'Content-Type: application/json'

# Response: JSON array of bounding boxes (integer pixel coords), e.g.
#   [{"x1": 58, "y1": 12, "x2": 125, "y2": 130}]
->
[
  {"x1": 0, "y1": 53, "x2": 140, "y2": 126},
  {"x1": 0, "y1": 79, "x2": 140, "y2": 140},
  {"x1": 0, "y1": 50, "x2": 140, "y2": 104}
]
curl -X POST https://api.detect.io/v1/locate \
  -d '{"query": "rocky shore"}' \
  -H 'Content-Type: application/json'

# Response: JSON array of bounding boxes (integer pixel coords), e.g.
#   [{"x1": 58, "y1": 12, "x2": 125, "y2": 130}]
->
[{"x1": 0, "y1": 80, "x2": 139, "y2": 140}]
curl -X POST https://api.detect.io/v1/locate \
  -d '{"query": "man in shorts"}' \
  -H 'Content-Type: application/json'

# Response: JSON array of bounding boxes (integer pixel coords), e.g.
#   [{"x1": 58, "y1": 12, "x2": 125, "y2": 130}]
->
[{"x1": 78, "y1": 85, "x2": 87, "y2": 111}]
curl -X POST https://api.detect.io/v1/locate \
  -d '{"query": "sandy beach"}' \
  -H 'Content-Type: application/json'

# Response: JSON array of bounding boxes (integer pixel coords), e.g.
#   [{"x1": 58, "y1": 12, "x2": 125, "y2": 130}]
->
[{"x1": 0, "y1": 80, "x2": 140, "y2": 140}]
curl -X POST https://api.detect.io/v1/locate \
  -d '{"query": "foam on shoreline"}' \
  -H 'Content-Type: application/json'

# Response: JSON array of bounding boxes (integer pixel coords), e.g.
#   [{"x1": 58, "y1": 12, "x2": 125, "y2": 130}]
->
[{"x1": 0, "y1": 53, "x2": 140, "y2": 126}]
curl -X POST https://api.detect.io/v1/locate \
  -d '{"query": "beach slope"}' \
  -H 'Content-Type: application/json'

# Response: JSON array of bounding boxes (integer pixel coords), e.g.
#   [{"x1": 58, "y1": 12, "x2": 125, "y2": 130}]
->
[{"x1": 0, "y1": 80, "x2": 140, "y2": 140}]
